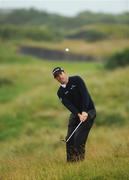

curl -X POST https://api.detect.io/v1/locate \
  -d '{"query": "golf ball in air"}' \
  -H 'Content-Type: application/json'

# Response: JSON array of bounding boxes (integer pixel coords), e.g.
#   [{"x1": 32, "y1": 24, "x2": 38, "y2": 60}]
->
[{"x1": 65, "y1": 48, "x2": 69, "y2": 52}]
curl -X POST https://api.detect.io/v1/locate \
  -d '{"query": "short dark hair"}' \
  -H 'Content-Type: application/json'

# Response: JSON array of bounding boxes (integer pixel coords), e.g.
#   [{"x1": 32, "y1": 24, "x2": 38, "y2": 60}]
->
[{"x1": 52, "y1": 67, "x2": 64, "y2": 78}]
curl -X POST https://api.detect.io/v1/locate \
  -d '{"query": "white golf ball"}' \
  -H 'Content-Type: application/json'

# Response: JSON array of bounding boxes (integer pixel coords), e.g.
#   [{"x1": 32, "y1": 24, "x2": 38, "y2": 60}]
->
[{"x1": 65, "y1": 48, "x2": 69, "y2": 52}]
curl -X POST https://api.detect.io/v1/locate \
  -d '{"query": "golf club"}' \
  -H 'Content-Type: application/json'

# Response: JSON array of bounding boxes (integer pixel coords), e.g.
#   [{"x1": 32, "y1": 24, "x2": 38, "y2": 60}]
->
[{"x1": 61, "y1": 121, "x2": 83, "y2": 143}]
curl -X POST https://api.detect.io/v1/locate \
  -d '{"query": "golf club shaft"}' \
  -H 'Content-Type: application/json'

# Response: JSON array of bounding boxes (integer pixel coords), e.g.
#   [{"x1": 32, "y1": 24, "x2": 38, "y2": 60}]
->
[{"x1": 66, "y1": 121, "x2": 82, "y2": 142}]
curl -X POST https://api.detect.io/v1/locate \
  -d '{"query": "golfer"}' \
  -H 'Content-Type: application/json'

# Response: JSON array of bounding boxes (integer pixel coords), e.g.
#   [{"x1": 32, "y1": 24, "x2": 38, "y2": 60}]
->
[{"x1": 52, "y1": 67, "x2": 96, "y2": 162}]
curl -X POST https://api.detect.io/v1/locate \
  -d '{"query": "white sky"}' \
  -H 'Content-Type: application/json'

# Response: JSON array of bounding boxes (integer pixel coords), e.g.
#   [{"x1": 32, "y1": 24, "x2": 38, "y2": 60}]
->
[{"x1": 0, "y1": 0, "x2": 129, "y2": 16}]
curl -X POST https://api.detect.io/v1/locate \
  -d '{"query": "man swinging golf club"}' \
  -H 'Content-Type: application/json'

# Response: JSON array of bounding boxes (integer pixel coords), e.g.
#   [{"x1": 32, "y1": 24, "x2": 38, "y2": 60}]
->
[{"x1": 52, "y1": 67, "x2": 96, "y2": 162}]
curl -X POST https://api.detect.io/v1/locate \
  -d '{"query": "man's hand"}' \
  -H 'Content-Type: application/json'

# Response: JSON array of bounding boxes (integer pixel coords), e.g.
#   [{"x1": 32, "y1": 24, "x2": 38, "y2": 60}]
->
[
  {"x1": 82, "y1": 111, "x2": 88, "y2": 121},
  {"x1": 78, "y1": 112, "x2": 88, "y2": 122},
  {"x1": 78, "y1": 113, "x2": 84, "y2": 122}
]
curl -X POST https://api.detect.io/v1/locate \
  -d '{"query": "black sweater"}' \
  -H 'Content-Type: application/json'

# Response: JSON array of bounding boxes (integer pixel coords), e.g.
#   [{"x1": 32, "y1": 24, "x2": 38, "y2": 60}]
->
[{"x1": 57, "y1": 76, "x2": 96, "y2": 118}]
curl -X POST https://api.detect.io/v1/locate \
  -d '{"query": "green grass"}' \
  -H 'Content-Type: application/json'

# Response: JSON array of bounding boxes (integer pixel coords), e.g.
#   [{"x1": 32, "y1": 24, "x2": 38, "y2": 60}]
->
[
  {"x1": 0, "y1": 41, "x2": 129, "y2": 179},
  {"x1": 0, "y1": 127, "x2": 129, "y2": 179}
]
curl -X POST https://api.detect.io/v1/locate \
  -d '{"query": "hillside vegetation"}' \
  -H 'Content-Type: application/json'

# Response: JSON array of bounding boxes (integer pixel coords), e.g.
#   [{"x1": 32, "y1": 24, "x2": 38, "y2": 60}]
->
[
  {"x1": 66, "y1": 24, "x2": 129, "y2": 41},
  {"x1": 0, "y1": 9, "x2": 129, "y2": 27},
  {"x1": 1, "y1": 9, "x2": 129, "y2": 62},
  {"x1": 0, "y1": 9, "x2": 129, "y2": 42}
]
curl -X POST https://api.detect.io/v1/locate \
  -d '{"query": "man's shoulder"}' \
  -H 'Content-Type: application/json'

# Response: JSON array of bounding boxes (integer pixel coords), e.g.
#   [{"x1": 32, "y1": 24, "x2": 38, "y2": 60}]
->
[
  {"x1": 70, "y1": 75, "x2": 81, "y2": 81},
  {"x1": 70, "y1": 75, "x2": 83, "y2": 83},
  {"x1": 57, "y1": 86, "x2": 62, "y2": 96}
]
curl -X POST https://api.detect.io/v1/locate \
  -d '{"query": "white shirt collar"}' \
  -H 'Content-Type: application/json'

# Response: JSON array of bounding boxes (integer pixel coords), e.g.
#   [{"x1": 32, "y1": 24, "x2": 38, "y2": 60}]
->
[
  {"x1": 60, "y1": 77, "x2": 69, "y2": 88},
  {"x1": 61, "y1": 84, "x2": 66, "y2": 88}
]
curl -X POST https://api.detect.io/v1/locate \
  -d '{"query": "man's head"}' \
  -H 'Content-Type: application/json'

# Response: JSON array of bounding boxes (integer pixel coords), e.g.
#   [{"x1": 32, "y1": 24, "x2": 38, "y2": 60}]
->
[{"x1": 52, "y1": 67, "x2": 68, "y2": 85}]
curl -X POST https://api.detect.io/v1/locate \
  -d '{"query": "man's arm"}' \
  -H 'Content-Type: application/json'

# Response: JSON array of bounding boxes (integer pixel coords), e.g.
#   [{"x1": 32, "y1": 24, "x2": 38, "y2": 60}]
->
[
  {"x1": 58, "y1": 95, "x2": 79, "y2": 116},
  {"x1": 59, "y1": 96, "x2": 89, "y2": 121},
  {"x1": 76, "y1": 76, "x2": 97, "y2": 121},
  {"x1": 77, "y1": 76, "x2": 90, "y2": 112},
  {"x1": 58, "y1": 92, "x2": 91, "y2": 121}
]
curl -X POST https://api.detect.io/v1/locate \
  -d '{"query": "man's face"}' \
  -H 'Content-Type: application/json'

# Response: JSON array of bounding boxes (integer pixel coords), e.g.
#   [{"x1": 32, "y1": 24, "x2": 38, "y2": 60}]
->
[{"x1": 55, "y1": 71, "x2": 68, "y2": 84}]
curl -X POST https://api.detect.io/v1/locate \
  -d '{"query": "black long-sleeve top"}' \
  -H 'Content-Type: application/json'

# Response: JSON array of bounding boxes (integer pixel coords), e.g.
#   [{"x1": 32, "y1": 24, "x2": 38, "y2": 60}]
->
[{"x1": 57, "y1": 76, "x2": 96, "y2": 117}]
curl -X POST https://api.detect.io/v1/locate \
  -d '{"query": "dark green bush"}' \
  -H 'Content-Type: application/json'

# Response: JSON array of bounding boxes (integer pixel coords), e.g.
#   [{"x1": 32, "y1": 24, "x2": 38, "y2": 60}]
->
[
  {"x1": 67, "y1": 29, "x2": 107, "y2": 42},
  {"x1": 84, "y1": 30, "x2": 107, "y2": 42},
  {"x1": 0, "y1": 78, "x2": 13, "y2": 87},
  {"x1": 105, "y1": 48, "x2": 129, "y2": 69}
]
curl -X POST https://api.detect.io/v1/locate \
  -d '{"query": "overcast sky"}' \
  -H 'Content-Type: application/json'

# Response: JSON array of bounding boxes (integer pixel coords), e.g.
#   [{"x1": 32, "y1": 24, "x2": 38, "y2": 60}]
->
[{"x1": 0, "y1": 0, "x2": 129, "y2": 16}]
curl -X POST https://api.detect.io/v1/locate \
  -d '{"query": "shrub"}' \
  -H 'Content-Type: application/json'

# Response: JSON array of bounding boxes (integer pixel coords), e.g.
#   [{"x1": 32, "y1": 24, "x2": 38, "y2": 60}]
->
[
  {"x1": 67, "y1": 29, "x2": 107, "y2": 42},
  {"x1": 105, "y1": 48, "x2": 129, "y2": 69}
]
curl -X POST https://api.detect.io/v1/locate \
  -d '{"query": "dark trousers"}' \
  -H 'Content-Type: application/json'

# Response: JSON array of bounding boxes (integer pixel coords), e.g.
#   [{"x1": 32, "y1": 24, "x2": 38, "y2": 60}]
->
[{"x1": 66, "y1": 113, "x2": 95, "y2": 162}]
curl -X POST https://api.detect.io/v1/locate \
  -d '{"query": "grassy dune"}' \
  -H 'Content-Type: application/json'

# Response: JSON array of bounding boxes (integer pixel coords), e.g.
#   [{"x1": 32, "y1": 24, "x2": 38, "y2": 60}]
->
[
  {"x1": 0, "y1": 42, "x2": 129, "y2": 179},
  {"x1": 80, "y1": 24, "x2": 129, "y2": 39}
]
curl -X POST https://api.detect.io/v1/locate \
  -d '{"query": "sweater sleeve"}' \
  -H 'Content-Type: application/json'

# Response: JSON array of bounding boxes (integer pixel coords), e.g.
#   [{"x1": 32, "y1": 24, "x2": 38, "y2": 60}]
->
[
  {"x1": 77, "y1": 76, "x2": 90, "y2": 112},
  {"x1": 57, "y1": 92, "x2": 79, "y2": 116}
]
